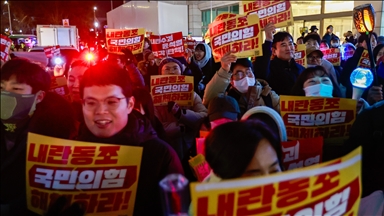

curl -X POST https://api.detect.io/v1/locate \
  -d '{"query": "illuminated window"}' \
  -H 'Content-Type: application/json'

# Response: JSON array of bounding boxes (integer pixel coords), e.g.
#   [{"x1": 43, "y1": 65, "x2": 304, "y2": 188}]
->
[
  {"x1": 291, "y1": 1, "x2": 321, "y2": 17},
  {"x1": 323, "y1": 17, "x2": 353, "y2": 39},
  {"x1": 324, "y1": 1, "x2": 354, "y2": 13}
]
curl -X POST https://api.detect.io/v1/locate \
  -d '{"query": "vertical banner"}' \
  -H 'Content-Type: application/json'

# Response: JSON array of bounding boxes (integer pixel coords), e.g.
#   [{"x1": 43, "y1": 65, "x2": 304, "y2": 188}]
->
[
  {"x1": 150, "y1": 75, "x2": 194, "y2": 106},
  {"x1": 26, "y1": 133, "x2": 143, "y2": 216},
  {"x1": 106, "y1": 28, "x2": 145, "y2": 55},
  {"x1": 44, "y1": 45, "x2": 61, "y2": 58},
  {"x1": 150, "y1": 32, "x2": 184, "y2": 58},
  {"x1": 282, "y1": 136, "x2": 323, "y2": 171},
  {"x1": 294, "y1": 44, "x2": 307, "y2": 68},
  {"x1": 49, "y1": 77, "x2": 71, "y2": 102},
  {"x1": 322, "y1": 48, "x2": 341, "y2": 66},
  {"x1": 190, "y1": 147, "x2": 362, "y2": 216},
  {"x1": 357, "y1": 50, "x2": 370, "y2": 68},
  {"x1": 0, "y1": 34, "x2": 12, "y2": 62},
  {"x1": 280, "y1": 96, "x2": 357, "y2": 144},
  {"x1": 208, "y1": 13, "x2": 263, "y2": 63},
  {"x1": 241, "y1": 0, "x2": 294, "y2": 28}
]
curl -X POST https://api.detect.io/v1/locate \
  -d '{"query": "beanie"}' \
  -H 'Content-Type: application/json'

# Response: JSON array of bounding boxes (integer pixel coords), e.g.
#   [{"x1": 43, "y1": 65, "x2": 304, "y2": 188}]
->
[
  {"x1": 158, "y1": 57, "x2": 183, "y2": 74},
  {"x1": 208, "y1": 96, "x2": 240, "y2": 122}
]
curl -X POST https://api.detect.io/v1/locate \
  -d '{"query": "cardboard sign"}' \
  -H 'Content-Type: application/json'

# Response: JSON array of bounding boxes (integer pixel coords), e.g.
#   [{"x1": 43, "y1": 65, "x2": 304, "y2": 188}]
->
[
  {"x1": 189, "y1": 154, "x2": 211, "y2": 182},
  {"x1": 208, "y1": 13, "x2": 263, "y2": 63},
  {"x1": 44, "y1": 45, "x2": 61, "y2": 58},
  {"x1": 190, "y1": 147, "x2": 362, "y2": 216},
  {"x1": 26, "y1": 133, "x2": 143, "y2": 216},
  {"x1": 49, "y1": 76, "x2": 71, "y2": 102},
  {"x1": 242, "y1": 0, "x2": 294, "y2": 28},
  {"x1": 150, "y1": 32, "x2": 184, "y2": 58},
  {"x1": 0, "y1": 34, "x2": 12, "y2": 62},
  {"x1": 294, "y1": 44, "x2": 307, "y2": 68},
  {"x1": 282, "y1": 136, "x2": 323, "y2": 171},
  {"x1": 322, "y1": 48, "x2": 341, "y2": 66},
  {"x1": 280, "y1": 96, "x2": 357, "y2": 144},
  {"x1": 150, "y1": 75, "x2": 194, "y2": 106},
  {"x1": 106, "y1": 28, "x2": 145, "y2": 55},
  {"x1": 62, "y1": 19, "x2": 69, "y2": 27},
  {"x1": 357, "y1": 50, "x2": 370, "y2": 68}
]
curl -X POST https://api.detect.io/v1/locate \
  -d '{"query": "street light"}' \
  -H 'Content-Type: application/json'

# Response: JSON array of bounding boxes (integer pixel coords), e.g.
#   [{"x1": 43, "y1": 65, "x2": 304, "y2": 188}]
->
[{"x1": 4, "y1": 1, "x2": 12, "y2": 34}]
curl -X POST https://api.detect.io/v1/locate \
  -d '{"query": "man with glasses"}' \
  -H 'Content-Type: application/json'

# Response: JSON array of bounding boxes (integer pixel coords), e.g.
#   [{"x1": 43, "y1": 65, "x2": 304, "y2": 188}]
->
[
  {"x1": 78, "y1": 61, "x2": 183, "y2": 215},
  {"x1": 203, "y1": 53, "x2": 280, "y2": 117}
]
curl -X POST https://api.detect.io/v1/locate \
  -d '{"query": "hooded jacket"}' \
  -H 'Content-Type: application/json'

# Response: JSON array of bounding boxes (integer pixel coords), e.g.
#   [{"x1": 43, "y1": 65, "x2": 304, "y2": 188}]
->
[
  {"x1": 1, "y1": 92, "x2": 77, "y2": 216},
  {"x1": 77, "y1": 113, "x2": 183, "y2": 216}
]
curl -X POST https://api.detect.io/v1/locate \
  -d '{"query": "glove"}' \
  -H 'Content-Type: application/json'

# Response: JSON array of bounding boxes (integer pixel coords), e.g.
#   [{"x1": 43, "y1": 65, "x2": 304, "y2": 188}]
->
[{"x1": 168, "y1": 101, "x2": 181, "y2": 119}]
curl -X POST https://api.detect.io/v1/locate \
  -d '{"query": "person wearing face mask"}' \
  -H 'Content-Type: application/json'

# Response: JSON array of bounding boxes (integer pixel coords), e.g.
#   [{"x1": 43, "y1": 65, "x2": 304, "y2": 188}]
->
[
  {"x1": 1, "y1": 58, "x2": 77, "y2": 215},
  {"x1": 203, "y1": 52, "x2": 280, "y2": 117},
  {"x1": 330, "y1": 37, "x2": 340, "y2": 48}
]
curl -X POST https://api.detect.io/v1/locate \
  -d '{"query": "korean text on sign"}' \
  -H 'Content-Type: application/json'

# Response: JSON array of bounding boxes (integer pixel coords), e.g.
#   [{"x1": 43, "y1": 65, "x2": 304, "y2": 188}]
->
[
  {"x1": 280, "y1": 96, "x2": 357, "y2": 144},
  {"x1": 190, "y1": 147, "x2": 362, "y2": 216},
  {"x1": 150, "y1": 32, "x2": 184, "y2": 58},
  {"x1": 106, "y1": 28, "x2": 145, "y2": 55},
  {"x1": 294, "y1": 44, "x2": 307, "y2": 68},
  {"x1": 26, "y1": 133, "x2": 143, "y2": 216},
  {"x1": 357, "y1": 50, "x2": 370, "y2": 69},
  {"x1": 150, "y1": 75, "x2": 194, "y2": 106},
  {"x1": 208, "y1": 13, "x2": 263, "y2": 63},
  {"x1": 0, "y1": 34, "x2": 12, "y2": 62},
  {"x1": 322, "y1": 48, "x2": 341, "y2": 66},
  {"x1": 43, "y1": 45, "x2": 61, "y2": 58},
  {"x1": 242, "y1": 0, "x2": 294, "y2": 28}
]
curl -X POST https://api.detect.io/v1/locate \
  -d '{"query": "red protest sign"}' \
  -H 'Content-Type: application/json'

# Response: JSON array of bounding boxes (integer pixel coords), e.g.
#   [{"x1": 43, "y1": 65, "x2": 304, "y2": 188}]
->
[
  {"x1": 150, "y1": 75, "x2": 194, "y2": 106},
  {"x1": 44, "y1": 45, "x2": 61, "y2": 58},
  {"x1": 322, "y1": 48, "x2": 341, "y2": 66},
  {"x1": 242, "y1": 0, "x2": 294, "y2": 29},
  {"x1": 106, "y1": 28, "x2": 145, "y2": 55},
  {"x1": 282, "y1": 136, "x2": 323, "y2": 171},
  {"x1": 1, "y1": 34, "x2": 12, "y2": 62},
  {"x1": 294, "y1": 44, "x2": 307, "y2": 67},
  {"x1": 150, "y1": 32, "x2": 184, "y2": 58},
  {"x1": 184, "y1": 38, "x2": 197, "y2": 50},
  {"x1": 357, "y1": 50, "x2": 370, "y2": 68}
]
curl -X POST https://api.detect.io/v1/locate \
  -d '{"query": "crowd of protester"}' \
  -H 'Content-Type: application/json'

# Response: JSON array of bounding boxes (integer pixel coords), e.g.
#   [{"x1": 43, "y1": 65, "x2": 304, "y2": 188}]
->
[{"x1": 1, "y1": 22, "x2": 383, "y2": 215}]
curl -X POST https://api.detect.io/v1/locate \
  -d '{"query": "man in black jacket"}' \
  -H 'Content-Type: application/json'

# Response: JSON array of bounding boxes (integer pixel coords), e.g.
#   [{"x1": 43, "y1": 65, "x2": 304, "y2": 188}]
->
[
  {"x1": 254, "y1": 28, "x2": 305, "y2": 95},
  {"x1": 1, "y1": 59, "x2": 77, "y2": 215},
  {"x1": 78, "y1": 62, "x2": 183, "y2": 215}
]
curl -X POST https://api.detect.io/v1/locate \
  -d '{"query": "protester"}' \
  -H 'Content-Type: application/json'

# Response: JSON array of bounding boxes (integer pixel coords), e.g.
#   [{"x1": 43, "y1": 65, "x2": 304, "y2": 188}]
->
[
  {"x1": 343, "y1": 31, "x2": 356, "y2": 44},
  {"x1": 309, "y1": 25, "x2": 319, "y2": 34},
  {"x1": 1, "y1": 58, "x2": 77, "y2": 215},
  {"x1": 377, "y1": 35, "x2": 384, "y2": 45},
  {"x1": 330, "y1": 36, "x2": 340, "y2": 48},
  {"x1": 322, "y1": 25, "x2": 339, "y2": 47},
  {"x1": 296, "y1": 36, "x2": 304, "y2": 45},
  {"x1": 320, "y1": 40, "x2": 330, "y2": 50},
  {"x1": 77, "y1": 61, "x2": 183, "y2": 215},
  {"x1": 137, "y1": 49, "x2": 159, "y2": 87},
  {"x1": 204, "y1": 121, "x2": 283, "y2": 181},
  {"x1": 154, "y1": 57, "x2": 207, "y2": 176},
  {"x1": 340, "y1": 42, "x2": 356, "y2": 68},
  {"x1": 203, "y1": 53, "x2": 280, "y2": 117},
  {"x1": 373, "y1": 43, "x2": 384, "y2": 64}
]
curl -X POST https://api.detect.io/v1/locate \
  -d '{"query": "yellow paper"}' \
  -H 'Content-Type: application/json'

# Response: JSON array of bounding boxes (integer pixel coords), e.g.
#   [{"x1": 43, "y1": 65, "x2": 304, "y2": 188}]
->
[{"x1": 105, "y1": 28, "x2": 145, "y2": 55}]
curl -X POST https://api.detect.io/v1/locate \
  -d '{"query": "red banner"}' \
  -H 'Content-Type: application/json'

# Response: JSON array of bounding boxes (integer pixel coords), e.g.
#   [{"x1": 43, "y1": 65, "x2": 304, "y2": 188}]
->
[
  {"x1": 282, "y1": 137, "x2": 323, "y2": 171},
  {"x1": 185, "y1": 38, "x2": 197, "y2": 50},
  {"x1": 105, "y1": 28, "x2": 145, "y2": 55},
  {"x1": 322, "y1": 48, "x2": 341, "y2": 66},
  {"x1": 0, "y1": 34, "x2": 12, "y2": 62},
  {"x1": 44, "y1": 45, "x2": 61, "y2": 58},
  {"x1": 150, "y1": 32, "x2": 184, "y2": 58}
]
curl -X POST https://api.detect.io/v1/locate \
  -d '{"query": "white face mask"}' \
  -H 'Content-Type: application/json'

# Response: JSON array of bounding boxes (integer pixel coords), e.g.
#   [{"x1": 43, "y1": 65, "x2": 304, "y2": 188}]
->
[
  {"x1": 304, "y1": 84, "x2": 333, "y2": 97},
  {"x1": 233, "y1": 77, "x2": 255, "y2": 93}
]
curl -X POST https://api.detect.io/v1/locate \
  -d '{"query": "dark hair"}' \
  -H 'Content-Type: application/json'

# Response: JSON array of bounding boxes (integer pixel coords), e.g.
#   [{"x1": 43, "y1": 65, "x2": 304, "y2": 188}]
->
[
  {"x1": 303, "y1": 34, "x2": 321, "y2": 45},
  {"x1": 70, "y1": 59, "x2": 89, "y2": 69},
  {"x1": 291, "y1": 66, "x2": 342, "y2": 97},
  {"x1": 297, "y1": 36, "x2": 304, "y2": 42},
  {"x1": 272, "y1": 32, "x2": 294, "y2": 48},
  {"x1": 144, "y1": 37, "x2": 152, "y2": 50},
  {"x1": 358, "y1": 34, "x2": 368, "y2": 44},
  {"x1": 330, "y1": 37, "x2": 340, "y2": 43},
  {"x1": 1, "y1": 58, "x2": 51, "y2": 93},
  {"x1": 80, "y1": 61, "x2": 133, "y2": 99},
  {"x1": 372, "y1": 32, "x2": 378, "y2": 40},
  {"x1": 205, "y1": 121, "x2": 283, "y2": 179},
  {"x1": 327, "y1": 25, "x2": 333, "y2": 30},
  {"x1": 132, "y1": 87, "x2": 156, "y2": 126},
  {"x1": 373, "y1": 44, "x2": 384, "y2": 61},
  {"x1": 195, "y1": 43, "x2": 206, "y2": 52}
]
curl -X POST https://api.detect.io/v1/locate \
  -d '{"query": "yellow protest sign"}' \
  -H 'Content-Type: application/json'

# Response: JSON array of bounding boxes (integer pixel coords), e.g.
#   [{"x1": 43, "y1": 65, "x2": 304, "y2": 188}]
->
[
  {"x1": 105, "y1": 28, "x2": 145, "y2": 55},
  {"x1": 294, "y1": 44, "x2": 307, "y2": 68},
  {"x1": 357, "y1": 50, "x2": 370, "y2": 68},
  {"x1": 26, "y1": 133, "x2": 143, "y2": 216},
  {"x1": 150, "y1": 75, "x2": 194, "y2": 106},
  {"x1": 280, "y1": 96, "x2": 357, "y2": 144},
  {"x1": 208, "y1": 13, "x2": 263, "y2": 62},
  {"x1": 190, "y1": 147, "x2": 362, "y2": 215},
  {"x1": 241, "y1": 0, "x2": 294, "y2": 28}
]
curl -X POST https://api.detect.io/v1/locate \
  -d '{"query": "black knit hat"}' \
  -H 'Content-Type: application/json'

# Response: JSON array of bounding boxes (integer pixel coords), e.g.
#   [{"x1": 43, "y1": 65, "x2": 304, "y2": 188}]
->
[
  {"x1": 304, "y1": 33, "x2": 321, "y2": 45},
  {"x1": 230, "y1": 58, "x2": 253, "y2": 72},
  {"x1": 208, "y1": 96, "x2": 240, "y2": 122}
]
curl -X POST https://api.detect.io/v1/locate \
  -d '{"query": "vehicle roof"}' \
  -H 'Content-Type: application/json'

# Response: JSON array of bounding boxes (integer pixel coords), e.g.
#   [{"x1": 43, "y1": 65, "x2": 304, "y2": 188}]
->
[
  {"x1": 30, "y1": 46, "x2": 79, "y2": 51},
  {"x1": 9, "y1": 34, "x2": 37, "y2": 38}
]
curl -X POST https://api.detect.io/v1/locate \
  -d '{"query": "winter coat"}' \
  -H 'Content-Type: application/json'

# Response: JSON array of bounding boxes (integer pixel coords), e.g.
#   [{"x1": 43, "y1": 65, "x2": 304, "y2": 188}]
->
[
  {"x1": 126, "y1": 62, "x2": 145, "y2": 89},
  {"x1": 77, "y1": 113, "x2": 183, "y2": 216},
  {"x1": 154, "y1": 92, "x2": 207, "y2": 160},
  {"x1": 0, "y1": 92, "x2": 77, "y2": 216},
  {"x1": 203, "y1": 67, "x2": 280, "y2": 117},
  {"x1": 322, "y1": 33, "x2": 339, "y2": 47}
]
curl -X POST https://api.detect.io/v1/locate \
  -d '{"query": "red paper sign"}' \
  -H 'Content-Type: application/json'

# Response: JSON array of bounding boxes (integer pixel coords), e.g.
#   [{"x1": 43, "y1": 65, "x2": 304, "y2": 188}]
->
[
  {"x1": 105, "y1": 28, "x2": 145, "y2": 55},
  {"x1": 185, "y1": 38, "x2": 197, "y2": 50},
  {"x1": 150, "y1": 32, "x2": 184, "y2": 58},
  {"x1": 0, "y1": 34, "x2": 12, "y2": 61},
  {"x1": 357, "y1": 50, "x2": 370, "y2": 68},
  {"x1": 44, "y1": 45, "x2": 61, "y2": 58},
  {"x1": 281, "y1": 137, "x2": 323, "y2": 171},
  {"x1": 322, "y1": 48, "x2": 341, "y2": 66}
]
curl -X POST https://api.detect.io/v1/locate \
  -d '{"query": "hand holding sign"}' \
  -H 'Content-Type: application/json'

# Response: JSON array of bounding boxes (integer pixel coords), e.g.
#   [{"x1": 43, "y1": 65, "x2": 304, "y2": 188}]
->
[
  {"x1": 220, "y1": 51, "x2": 237, "y2": 72},
  {"x1": 264, "y1": 22, "x2": 276, "y2": 41}
]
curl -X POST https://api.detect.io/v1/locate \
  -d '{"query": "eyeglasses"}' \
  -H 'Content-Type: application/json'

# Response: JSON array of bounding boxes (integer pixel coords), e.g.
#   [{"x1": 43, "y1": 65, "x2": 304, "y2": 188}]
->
[
  {"x1": 82, "y1": 97, "x2": 126, "y2": 111},
  {"x1": 308, "y1": 56, "x2": 322, "y2": 61},
  {"x1": 232, "y1": 70, "x2": 253, "y2": 80}
]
